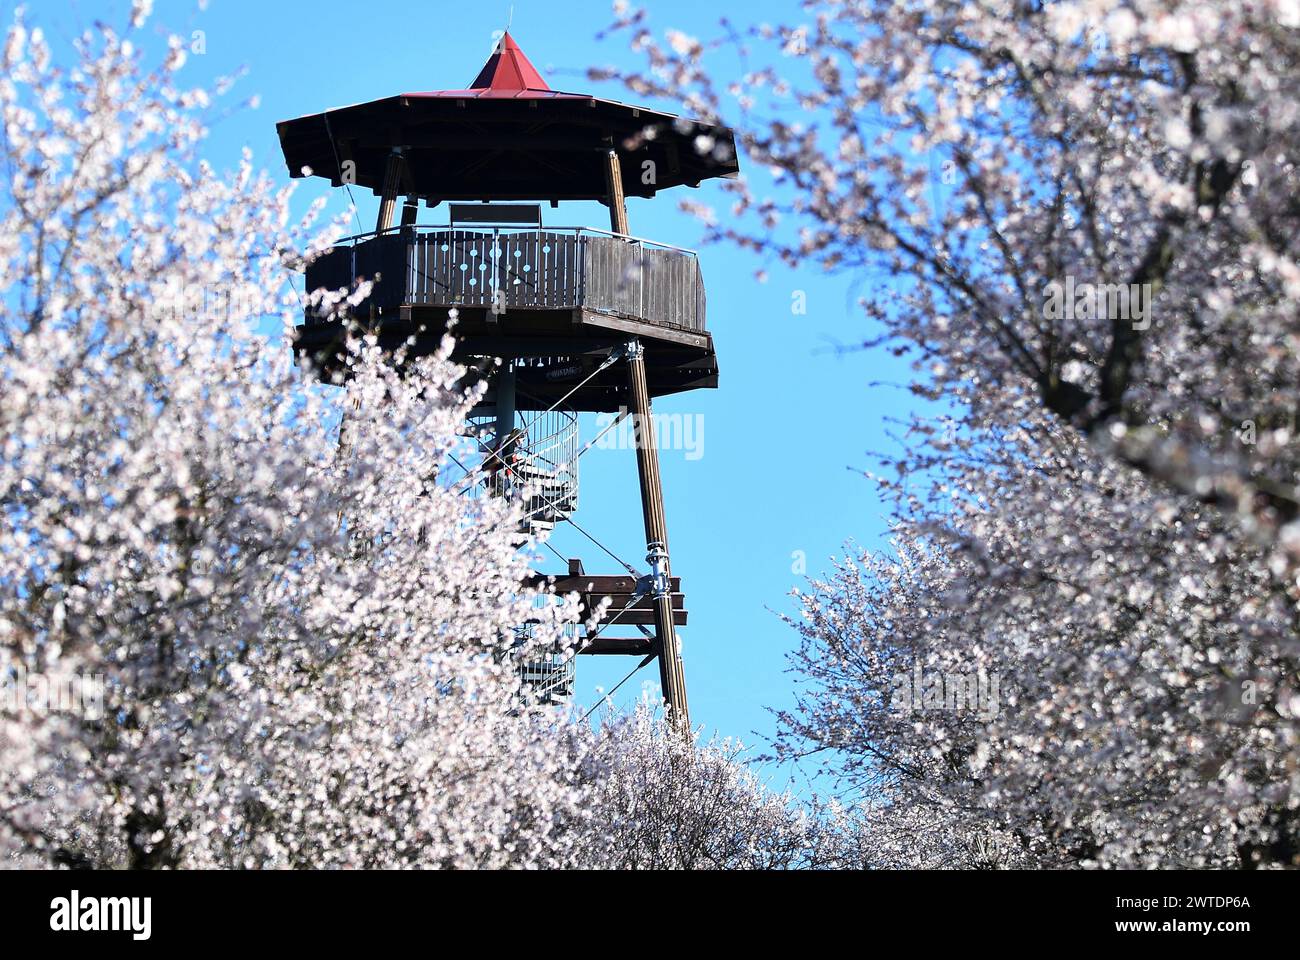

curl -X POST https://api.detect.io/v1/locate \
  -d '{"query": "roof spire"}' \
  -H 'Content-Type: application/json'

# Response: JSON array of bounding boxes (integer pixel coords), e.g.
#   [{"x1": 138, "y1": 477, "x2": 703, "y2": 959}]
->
[{"x1": 469, "y1": 31, "x2": 549, "y2": 92}]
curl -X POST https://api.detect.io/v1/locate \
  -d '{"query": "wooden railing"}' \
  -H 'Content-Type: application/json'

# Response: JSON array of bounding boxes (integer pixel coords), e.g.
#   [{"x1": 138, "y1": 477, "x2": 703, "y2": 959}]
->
[{"x1": 305, "y1": 226, "x2": 707, "y2": 332}]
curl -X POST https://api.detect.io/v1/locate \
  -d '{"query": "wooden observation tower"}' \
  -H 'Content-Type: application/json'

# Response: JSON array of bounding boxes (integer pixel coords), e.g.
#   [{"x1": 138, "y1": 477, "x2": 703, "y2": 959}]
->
[{"x1": 276, "y1": 33, "x2": 738, "y2": 726}]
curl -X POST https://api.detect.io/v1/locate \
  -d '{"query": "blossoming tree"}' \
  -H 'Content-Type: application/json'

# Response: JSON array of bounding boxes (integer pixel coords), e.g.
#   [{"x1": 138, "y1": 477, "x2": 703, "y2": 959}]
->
[
  {"x1": 0, "y1": 5, "x2": 819, "y2": 870},
  {"x1": 601, "y1": 0, "x2": 1300, "y2": 866}
]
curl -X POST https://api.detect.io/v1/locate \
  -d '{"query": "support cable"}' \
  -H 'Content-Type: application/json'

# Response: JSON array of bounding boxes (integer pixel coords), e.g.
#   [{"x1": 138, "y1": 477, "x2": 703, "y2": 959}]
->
[
  {"x1": 470, "y1": 406, "x2": 627, "y2": 482},
  {"x1": 452, "y1": 346, "x2": 625, "y2": 495},
  {"x1": 571, "y1": 586, "x2": 648, "y2": 654},
  {"x1": 559, "y1": 515, "x2": 640, "y2": 577},
  {"x1": 324, "y1": 112, "x2": 366, "y2": 238},
  {"x1": 541, "y1": 539, "x2": 568, "y2": 566},
  {"x1": 580, "y1": 652, "x2": 655, "y2": 724},
  {"x1": 447, "y1": 450, "x2": 640, "y2": 577}
]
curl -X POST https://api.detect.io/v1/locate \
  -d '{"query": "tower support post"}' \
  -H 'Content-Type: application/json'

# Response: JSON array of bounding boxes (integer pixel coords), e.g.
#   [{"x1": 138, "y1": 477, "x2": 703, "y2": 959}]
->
[
  {"x1": 603, "y1": 149, "x2": 630, "y2": 236},
  {"x1": 376, "y1": 148, "x2": 406, "y2": 234},
  {"x1": 490, "y1": 364, "x2": 518, "y2": 476},
  {"x1": 624, "y1": 339, "x2": 689, "y2": 729},
  {"x1": 494, "y1": 365, "x2": 517, "y2": 448}
]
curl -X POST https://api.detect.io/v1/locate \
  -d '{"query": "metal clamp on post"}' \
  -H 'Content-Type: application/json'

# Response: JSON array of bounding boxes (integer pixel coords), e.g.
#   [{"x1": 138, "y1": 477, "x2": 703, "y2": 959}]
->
[{"x1": 645, "y1": 541, "x2": 670, "y2": 598}]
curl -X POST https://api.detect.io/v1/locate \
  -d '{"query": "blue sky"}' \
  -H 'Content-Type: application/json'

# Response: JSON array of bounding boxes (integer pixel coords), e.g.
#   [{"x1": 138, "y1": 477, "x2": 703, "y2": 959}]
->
[{"x1": 22, "y1": 0, "x2": 923, "y2": 784}]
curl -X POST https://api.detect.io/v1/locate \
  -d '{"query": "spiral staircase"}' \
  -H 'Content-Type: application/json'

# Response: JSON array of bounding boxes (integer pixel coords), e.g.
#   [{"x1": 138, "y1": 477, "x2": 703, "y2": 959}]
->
[{"x1": 464, "y1": 379, "x2": 580, "y2": 707}]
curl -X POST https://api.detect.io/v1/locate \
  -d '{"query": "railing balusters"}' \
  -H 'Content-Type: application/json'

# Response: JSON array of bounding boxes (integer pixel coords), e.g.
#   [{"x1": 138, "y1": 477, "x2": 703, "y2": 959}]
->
[{"x1": 307, "y1": 225, "x2": 705, "y2": 329}]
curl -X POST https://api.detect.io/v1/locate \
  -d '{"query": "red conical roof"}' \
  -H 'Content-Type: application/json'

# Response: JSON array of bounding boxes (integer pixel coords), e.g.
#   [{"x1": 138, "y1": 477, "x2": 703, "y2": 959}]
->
[
  {"x1": 469, "y1": 32, "x2": 550, "y2": 92},
  {"x1": 395, "y1": 31, "x2": 576, "y2": 100},
  {"x1": 277, "y1": 28, "x2": 741, "y2": 200}
]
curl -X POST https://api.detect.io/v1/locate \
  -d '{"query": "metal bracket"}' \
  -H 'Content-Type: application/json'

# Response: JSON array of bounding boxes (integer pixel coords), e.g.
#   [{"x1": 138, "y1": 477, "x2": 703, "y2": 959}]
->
[
  {"x1": 645, "y1": 541, "x2": 670, "y2": 598},
  {"x1": 606, "y1": 340, "x2": 641, "y2": 365}
]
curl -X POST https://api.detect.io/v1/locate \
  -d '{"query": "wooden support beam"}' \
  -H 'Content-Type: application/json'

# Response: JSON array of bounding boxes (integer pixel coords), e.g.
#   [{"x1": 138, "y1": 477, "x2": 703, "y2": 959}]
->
[
  {"x1": 548, "y1": 609, "x2": 688, "y2": 627},
  {"x1": 523, "y1": 571, "x2": 686, "y2": 626},
  {"x1": 626, "y1": 339, "x2": 690, "y2": 728},
  {"x1": 526, "y1": 573, "x2": 681, "y2": 594},
  {"x1": 522, "y1": 608, "x2": 686, "y2": 627},
  {"x1": 608, "y1": 609, "x2": 687, "y2": 626},
  {"x1": 579, "y1": 637, "x2": 654, "y2": 657},
  {"x1": 376, "y1": 150, "x2": 405, "y2": 234},
  {"x1": 603, "y1": 149, "x2": 629, "y2": 235}
]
